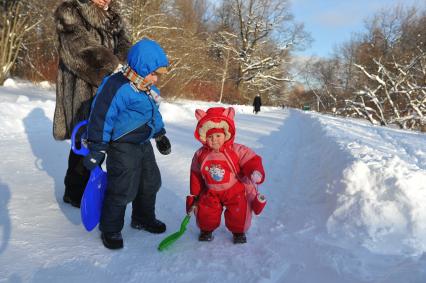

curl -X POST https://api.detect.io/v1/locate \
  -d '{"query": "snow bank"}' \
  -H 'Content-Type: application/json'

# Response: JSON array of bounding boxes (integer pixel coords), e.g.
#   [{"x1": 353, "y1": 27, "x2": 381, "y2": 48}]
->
[
  {"x1": 3, "y1": 78, "x2": 19, "y2": 88},
  {"x1": 166, "y1": 104, "x2": 426, "y2": 257},
  {"x1": 306, "y1": 112, "x2": 426, "y2": 256},
  {"x1": 328, "y1": 158, "x2": 426, "y2": 255}
]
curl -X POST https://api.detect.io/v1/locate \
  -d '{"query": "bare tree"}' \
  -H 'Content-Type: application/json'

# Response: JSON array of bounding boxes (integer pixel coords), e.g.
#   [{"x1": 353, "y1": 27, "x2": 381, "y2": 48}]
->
[
  {"x1": 0, "y1": 2, "x2": 38, "y2": 85},
  {"x1": 341, "y1": 6, "x2": 426, "y2": 130},
  {"x1": 120, "y1": 0, "x2": 218, "y2": 99},
  {"x1": 0, "y1": 0, "x2": 19, "y2": 12},
  {"x1": 212, "y1": 0, "x2": 310, "y2": 100},
  {"x1": 297, "y1": 4, "x2": 426, "y2": 131},
  {"x1": 346, "y1": 51, "x2": 426, "y2": 129},
  {"x1": 208, "y1": 30, "x2": 238, "y2": 102},
  {"x1": 301, "y1": 57, "x2": 342, "y2": 112}
]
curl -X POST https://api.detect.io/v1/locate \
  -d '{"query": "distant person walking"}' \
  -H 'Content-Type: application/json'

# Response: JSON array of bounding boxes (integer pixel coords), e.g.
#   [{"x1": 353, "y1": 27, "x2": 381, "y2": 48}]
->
[
  {"x1": 253, "y1": 94, "x2": 262, "y2": 114},
  {"x1": 53, "y1": 0, "x2": 131, "y2": 208}
]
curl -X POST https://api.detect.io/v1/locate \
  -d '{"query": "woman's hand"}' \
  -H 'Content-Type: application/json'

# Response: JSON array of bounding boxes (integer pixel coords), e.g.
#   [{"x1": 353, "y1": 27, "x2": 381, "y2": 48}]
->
[{"x1": 91, "y1": 0, "x2": 111, "y2": 10}]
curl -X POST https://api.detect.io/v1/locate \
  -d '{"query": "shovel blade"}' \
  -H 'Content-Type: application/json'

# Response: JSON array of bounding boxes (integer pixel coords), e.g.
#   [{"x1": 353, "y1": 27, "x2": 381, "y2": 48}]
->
[{"x1": 158, "y1": 215, "x2": 191, "y2": 251}]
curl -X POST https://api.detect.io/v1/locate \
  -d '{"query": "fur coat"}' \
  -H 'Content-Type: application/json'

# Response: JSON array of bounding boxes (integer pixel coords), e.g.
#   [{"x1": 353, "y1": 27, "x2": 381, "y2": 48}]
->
[{"x1": 53, "y1": 0, "x2": 131, "y2": 140}]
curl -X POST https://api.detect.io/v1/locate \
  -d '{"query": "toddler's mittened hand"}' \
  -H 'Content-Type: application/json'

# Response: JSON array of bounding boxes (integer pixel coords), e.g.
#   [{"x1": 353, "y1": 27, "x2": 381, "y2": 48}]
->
[
  {"x1": 186, "y1": 195, "x2": 197, "y2": 214},
  {"x1": 83, "y1": 151, "x2": 105, "y2": 171},
  {"x1": 251, "y1": 170, "x2": 263, "y2": 184},
  {"x1": 155, "y1": 135, "x2": 171, "y2": 155}
]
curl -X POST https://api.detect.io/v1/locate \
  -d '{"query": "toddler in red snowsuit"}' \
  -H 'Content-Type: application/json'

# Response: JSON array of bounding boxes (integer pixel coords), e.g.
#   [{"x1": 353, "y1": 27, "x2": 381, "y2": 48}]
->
[{"x1": 187, "y1": 107, "x2": 265, "y2": 244}]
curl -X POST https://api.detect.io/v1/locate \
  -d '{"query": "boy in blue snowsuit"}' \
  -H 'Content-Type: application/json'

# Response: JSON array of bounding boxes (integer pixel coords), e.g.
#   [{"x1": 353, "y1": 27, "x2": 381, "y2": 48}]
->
[{"x1": 83, "y1": 38, "x2": 171, "y2": 249}]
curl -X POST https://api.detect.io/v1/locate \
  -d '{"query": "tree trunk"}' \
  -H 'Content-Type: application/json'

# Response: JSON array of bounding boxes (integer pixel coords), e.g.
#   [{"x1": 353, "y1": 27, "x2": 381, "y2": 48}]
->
[{"x1": 218, "y1": 49, "x2": 230, "y2": 103}]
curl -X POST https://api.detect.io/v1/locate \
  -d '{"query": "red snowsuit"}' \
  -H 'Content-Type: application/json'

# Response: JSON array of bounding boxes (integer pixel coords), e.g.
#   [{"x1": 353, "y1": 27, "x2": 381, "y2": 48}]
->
[{"x1": 190, "y1": 107, "x2": 265, "y2": 233}]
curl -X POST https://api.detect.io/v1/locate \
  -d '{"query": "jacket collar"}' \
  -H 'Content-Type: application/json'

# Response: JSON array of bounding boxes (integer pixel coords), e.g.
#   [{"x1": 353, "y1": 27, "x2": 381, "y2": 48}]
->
[{"x1": 76, "y1": 0, "x2": 123, "y2": 34}]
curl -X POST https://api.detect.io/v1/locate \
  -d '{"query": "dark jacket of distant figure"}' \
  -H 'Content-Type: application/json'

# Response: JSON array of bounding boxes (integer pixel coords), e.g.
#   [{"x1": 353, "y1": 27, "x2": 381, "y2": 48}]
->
[
  {"x1": 53, "y1": 0, "x2": 131, "y2": 140},
  {"x1": 253, "y1": 95, "x2": 262, "y2": 113}
]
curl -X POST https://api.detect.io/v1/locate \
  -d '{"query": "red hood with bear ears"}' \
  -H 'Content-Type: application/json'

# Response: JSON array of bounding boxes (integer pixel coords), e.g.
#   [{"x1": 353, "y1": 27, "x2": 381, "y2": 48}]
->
[{"x1": 194, "y1": 107, "x2": 236, "y2": 147}]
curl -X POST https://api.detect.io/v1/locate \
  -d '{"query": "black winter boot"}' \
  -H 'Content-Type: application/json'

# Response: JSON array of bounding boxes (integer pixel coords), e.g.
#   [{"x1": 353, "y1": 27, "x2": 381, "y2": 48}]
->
[
  {"x1": 101, "y1": 232, "x2": 123, "y2": 249},
  {"x1": 63, "y1": 194, "x2": 81, "y2": 208},
  {"x1": 233, "y1": 233, "x2": 247, "y2": 244},
  {"x1": 131, "y1": 219, "x2": 166, "y2": 234},
  {"x1": 198, "y1": 231, "x2": 213, "y2": 242}
]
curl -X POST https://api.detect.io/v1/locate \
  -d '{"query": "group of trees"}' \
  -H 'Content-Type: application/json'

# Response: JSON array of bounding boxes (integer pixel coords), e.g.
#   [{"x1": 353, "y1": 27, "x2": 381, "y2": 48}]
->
[
  {"x1": 0, "y1": 0, "x2": 57, "y2": 84},
  {"x1": 2, "y1": 1, "x2": 425, "y2": 131},
  {"x1": 0, "y1": 0, "x2": 309, "y2": 105},
  {"x1": 292, "y1": 5, "x2": 426, "y2": 131}
]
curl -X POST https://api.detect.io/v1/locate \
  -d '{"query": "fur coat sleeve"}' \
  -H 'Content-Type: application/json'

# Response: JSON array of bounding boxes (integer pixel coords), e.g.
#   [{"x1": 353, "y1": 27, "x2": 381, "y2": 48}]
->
[{"x1": 54, "y1": 1, "x2": 129, "y2": 86}]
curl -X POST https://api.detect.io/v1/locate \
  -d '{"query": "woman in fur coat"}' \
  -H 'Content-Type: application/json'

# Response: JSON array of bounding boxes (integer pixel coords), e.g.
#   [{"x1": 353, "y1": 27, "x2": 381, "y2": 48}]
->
[{"x1": 53, "y1": 0, "x2": 131, "y2": 207}]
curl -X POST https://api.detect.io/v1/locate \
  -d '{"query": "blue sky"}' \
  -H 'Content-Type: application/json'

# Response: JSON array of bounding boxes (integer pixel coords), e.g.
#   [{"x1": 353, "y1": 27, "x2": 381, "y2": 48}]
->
[{"x1": 291, "y1": 0, "x2": 426, "y2": 58}]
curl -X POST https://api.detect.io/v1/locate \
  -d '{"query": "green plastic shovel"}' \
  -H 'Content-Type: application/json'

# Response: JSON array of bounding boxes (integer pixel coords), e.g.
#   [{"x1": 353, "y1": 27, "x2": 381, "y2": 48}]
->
[
  {"x1": 157, "y1": 214, "x2": 191, "y2": 251},
  {"x1": 158, "y1": 206, "x2": 195, "y2": 251}
]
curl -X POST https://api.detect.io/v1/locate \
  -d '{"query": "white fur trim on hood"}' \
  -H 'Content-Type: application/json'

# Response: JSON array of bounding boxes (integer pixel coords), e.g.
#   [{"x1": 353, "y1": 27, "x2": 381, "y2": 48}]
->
[{"x1": 198, "y1": 120, "x2": 231, "y2": 143}]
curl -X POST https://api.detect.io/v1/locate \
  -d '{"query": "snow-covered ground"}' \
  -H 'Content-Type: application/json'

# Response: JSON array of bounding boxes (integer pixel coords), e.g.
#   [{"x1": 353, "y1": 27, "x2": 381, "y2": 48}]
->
[{"x1": 0, "y1": 79, "x2": 426, "y2": 283}]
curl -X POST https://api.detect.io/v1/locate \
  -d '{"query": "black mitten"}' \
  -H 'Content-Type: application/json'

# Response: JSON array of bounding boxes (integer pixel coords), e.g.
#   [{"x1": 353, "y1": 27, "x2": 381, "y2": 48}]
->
[
  {"x1": 155, "y1": 135, "x2": 171, "y2": 155},
  {"x1": 83, "y1": 150, "x2": 105, "y2": 171}
]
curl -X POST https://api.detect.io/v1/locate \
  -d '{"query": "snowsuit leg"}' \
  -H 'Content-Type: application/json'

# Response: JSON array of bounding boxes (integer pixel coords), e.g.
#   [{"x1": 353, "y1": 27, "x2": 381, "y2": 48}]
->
[
  {"x1": 196, "y1": 190, "x2": 222, "y2": 232},
  {"x1": 64, "y1": 143, "x2": 90, "y2": 203},
  {"x1": 100, "y1": 142, "x2": 145, "y2": 233},
  {"x1": 223, "y1": 185, "x2": 251, "y2": 233},
  {"x1": 131, "y1": 142, "x2": 161, "y2": 223}
]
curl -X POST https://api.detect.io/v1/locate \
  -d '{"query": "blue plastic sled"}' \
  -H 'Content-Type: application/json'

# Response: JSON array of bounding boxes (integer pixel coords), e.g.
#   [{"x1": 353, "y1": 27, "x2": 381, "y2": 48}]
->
[{"x1": 71, "y1": 120, "x2": 107, "y2": 232}]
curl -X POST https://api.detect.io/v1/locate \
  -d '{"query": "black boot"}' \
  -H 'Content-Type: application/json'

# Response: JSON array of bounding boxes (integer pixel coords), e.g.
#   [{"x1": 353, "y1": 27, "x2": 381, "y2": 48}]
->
[
  {"x1": 63, "y1": 147, "x2": 90, "y2": 208},
  {"x1": 198, "y1": 231, "x2": 213, "y2": 242},
  {"x1": 233, "y1": 233, "x2": 247, "y2": 244},
  {"x1": 63, "y1": 194, "x2": 81, "y2": 208},
  {"x1": 131, "y1": 219, "x2": 166, "y2": 234},
  {"x1": 101, "y1": 232, "x2": 123, "y2": 249}
]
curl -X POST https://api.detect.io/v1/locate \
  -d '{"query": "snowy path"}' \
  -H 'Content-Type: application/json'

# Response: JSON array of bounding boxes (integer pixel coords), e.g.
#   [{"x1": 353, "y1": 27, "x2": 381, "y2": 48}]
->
[
  {"x1": 0, "y1": 82, "x2": 426, "y2": 282},
  {"x1": 0, "y1": 100, "x2": 297, "y2": 283}
]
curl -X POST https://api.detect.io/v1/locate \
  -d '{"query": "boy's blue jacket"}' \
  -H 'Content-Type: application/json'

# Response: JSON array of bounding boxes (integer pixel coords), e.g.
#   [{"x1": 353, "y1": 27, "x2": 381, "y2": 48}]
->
[{"x1": 86, "y1": 38, "x2": 169, "y2": 148}]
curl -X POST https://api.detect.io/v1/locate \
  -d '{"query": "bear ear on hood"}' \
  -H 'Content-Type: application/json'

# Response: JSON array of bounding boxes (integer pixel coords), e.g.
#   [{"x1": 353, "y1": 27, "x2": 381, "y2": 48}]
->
[
  {"x1": 223, "y1": 107, "x2": 235, "y2": 120},
  {"x1": 195, "y1": 109, "x2": 207, "y2": 121}
]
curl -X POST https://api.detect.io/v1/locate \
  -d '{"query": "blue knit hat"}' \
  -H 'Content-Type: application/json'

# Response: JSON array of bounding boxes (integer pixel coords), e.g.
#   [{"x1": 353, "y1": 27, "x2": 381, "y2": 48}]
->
[{"x1": 126, "y1": 38, "x2": 169, "y2": 77}]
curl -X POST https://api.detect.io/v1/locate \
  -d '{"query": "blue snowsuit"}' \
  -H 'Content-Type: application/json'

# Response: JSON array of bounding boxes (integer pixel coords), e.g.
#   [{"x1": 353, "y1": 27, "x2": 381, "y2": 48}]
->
[
  {"x1": 87, "y1": 37, "x2": 169, "y2": 145},
  {"x1": 86, "y1": 38, "x2": 169, "y2": 233}
]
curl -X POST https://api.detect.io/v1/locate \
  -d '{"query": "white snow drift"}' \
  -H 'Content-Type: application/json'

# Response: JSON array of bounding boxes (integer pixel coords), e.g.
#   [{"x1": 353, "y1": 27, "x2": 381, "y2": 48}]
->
[{"x1": 0, "y1": 79, "x2": 425, "y2": 283}]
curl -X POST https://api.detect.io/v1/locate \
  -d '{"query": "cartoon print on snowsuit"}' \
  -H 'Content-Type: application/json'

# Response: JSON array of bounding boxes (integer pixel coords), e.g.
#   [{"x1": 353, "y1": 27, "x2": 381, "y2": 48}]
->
[{"x1": 189, "y1": 107, "x2": 265, "y2": 242}]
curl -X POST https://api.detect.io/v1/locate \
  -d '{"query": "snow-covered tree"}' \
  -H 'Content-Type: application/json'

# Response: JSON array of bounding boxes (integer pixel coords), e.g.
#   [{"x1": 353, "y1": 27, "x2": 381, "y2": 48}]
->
[
  {"x1": 0, "y1": 2, "x2": 38, "y2": 85},
  {"x1": 212, "y1": 0, "x2": 310, "y2": 99},
  {"x1": 296, "y1": 4, "x2": 426, "y2": 131},
  {"x1": 342, "y1": 6, "x2": 426, "y2": 130},
  {"x1": 345, "y1": 52, "x2": 426, "y2": 129},
  {"x1": 120, "y1": 0, "x2": 216, "y2": 98}
]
